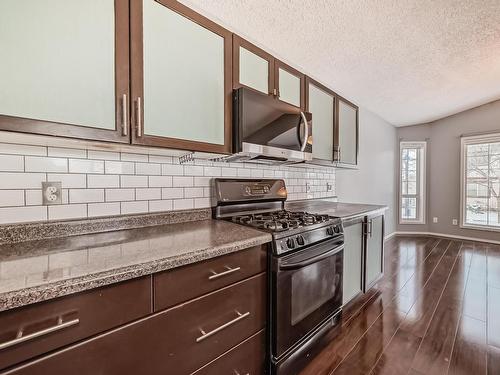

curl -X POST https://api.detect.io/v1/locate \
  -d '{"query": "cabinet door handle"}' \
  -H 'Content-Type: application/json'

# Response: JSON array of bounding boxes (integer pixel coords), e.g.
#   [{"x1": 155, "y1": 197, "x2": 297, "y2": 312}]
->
[
  {"x1": 196, "y1": 310, "x2": 250, "y2": 343},
  {"x1": 208, "y1": 266, "x2": 241, "y2": 280},
  {"x1": 368, "y1": 220, "x2": 373, "y2": 237},
  {"x1": 0, "y1": 317, "x2": 79, "y2": 350},
  {"x1": 136, "y1": 97, "x2": 142, "y2": 137},
  {"x1": 121, "y1": 94, "x2": 128, "y2": 136}
]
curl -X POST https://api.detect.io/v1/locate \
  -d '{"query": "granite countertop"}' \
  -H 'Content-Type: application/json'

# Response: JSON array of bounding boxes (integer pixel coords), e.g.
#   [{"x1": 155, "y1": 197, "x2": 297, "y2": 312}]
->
[
  {"x1": 0, "y1": 220, "x2": 271, "y2": 312},
  {"x1": 286, "y1": 200, "x2": 388, "y2": 219}
]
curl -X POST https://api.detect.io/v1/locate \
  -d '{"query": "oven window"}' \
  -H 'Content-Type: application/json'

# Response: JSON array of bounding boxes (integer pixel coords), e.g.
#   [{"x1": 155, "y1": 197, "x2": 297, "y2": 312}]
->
[{"x1": 290, "y1": 257, "x2": 339, "y2": 326}]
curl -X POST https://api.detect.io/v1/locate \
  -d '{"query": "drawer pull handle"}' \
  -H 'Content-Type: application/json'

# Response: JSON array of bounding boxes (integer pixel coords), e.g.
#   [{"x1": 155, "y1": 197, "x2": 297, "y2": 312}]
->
[
  {"x1": 196, "y1": 311, "x2": 250, "y2": 343},
  {"x1": 234, "y1": 371, "x2": 250, "y2": 375},
  {"x1": 208, "y1": 266, "x2": 241, "y2": 280},
  {"x1": 0, "y1": 317, "x2": 80, "y2": 351}
]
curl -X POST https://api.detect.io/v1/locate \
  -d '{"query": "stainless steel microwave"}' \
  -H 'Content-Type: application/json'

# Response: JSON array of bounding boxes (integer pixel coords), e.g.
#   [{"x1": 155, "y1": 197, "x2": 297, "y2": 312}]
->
[{"x1": 228, "y1": 88, "x2": 312, "y2": 164}]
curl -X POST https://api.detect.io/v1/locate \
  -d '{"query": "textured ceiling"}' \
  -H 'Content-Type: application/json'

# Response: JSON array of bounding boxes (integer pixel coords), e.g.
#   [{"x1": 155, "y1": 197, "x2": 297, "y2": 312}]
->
[{"x1": 179, "y1": 0, "x2": 500, "y2": 126}]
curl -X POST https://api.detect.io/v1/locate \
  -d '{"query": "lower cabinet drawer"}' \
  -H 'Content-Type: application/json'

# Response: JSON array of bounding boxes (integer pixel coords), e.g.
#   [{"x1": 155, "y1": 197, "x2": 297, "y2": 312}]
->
[
  {"x1": 0, "y1": 277, "x2": 151, "y2": 371},
  {"x1": 192, "y1": 329, "x2": 266, "y2": 375},
  {"x1": 5, "y1": 273, "x2": 266, "y2": 375}
]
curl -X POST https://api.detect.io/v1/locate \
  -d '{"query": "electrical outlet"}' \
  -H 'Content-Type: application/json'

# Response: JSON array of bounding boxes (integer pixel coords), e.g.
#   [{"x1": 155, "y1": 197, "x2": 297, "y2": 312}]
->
[
  {"x1": 452, "y1": 219, "x2": 458, "y2": 225},
  {"x1": 433, "y1": 217, "x2": 438, "y2": 223},
  {"x1": 326, "y1": 182, "x2": 333, "y2": 192},
  {"x1": 305, "y1": 182, "x2": 311, "y2": 193},
  {"x1": 42, "y1": 181, "x2": 62, "y2": 205}
]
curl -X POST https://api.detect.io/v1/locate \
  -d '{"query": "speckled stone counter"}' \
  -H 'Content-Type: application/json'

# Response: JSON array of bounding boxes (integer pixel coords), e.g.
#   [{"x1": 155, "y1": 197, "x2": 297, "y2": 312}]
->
[
  {"x1": 0, "y1": 220, "x2": 271, "y2": 312},
  {"x1": 286, "y1": 200, "x2": 388, "y2": 220}
]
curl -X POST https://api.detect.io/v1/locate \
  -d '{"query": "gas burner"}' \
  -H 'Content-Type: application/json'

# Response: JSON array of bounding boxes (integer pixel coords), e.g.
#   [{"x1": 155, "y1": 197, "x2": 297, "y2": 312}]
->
[{"x1": 231, "y1": 210, "x2": 335, "y2": 233}]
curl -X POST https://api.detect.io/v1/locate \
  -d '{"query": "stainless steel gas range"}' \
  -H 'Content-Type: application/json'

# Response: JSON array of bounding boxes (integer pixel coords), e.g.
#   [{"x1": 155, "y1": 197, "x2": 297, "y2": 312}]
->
[{"x1": 214, "y1": 179, "x2": 344, "y2": 375}]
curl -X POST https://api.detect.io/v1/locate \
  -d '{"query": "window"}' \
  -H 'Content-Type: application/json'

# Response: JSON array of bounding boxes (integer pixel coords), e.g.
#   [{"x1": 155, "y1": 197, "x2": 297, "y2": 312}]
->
[
  {"x1": 399, "y1": 142, "x2": 426, "y2": 224},
  {"x1": 461, "y1": 133, "x2": 500, "y2": 231}
]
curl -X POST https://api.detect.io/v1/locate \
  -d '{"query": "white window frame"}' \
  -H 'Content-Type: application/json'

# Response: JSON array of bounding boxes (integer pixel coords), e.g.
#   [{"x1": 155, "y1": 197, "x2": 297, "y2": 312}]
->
[
  {"x1": 399, "y1": 141, "x2": 426, "y2": 224},
  {"x1": 460, "y1": 132, "x2": 500, "y2": 232}
]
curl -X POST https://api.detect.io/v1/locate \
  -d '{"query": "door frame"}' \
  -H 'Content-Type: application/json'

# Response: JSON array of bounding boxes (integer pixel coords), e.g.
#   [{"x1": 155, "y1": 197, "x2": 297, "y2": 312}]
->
[
  {"x1": 130, "y1": 0, "x2": 232, "y2": 154},
  {"x1": 0, "y1": 0, "x2": 130, "y2": 144}
]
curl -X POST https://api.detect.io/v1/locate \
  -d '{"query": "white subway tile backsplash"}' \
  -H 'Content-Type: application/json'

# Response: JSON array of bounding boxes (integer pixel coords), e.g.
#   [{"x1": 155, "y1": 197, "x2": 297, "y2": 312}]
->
[
  {"x1": 87, "y1": 150, "x2": 120, "y2": 160},
  {"x1": 172, "y1": 176, "x2": 193, "y2": 187},
  {"x1": 149, "y1": 155, "x2": 172, "y2": 164},
  {"x1": 135, "y1": 163, "x2": 161, "y2": 176},
  {"x1": 149, "y1": 176, "x2": 173, "y2": 188},
  {"x1": 25, "y1": 190, "x2": 43, "y2": 206},
  {"x1": 121, "y1": 175, "x2": 148, "y2": 188},
  {"x1": 184, "y1": 165, "x2": 204, "y2": 176},
  {"x1": 88, "y1": 202, "x2": 121, "y2": 217},
  {"x1": 203, "y1": 166, "x2": 221, "y2": 176},
  {"x1": 0, "y1": 206, "x2": 47, "y2": 224},
  {"x1": 121, "y1": 200, "x2": 148, "y2": 214},
  {"x1": 194, "y1": 177, "x2": 212, "y2": 187},
  {"x1": 184, "y1": 187, "x2": 204, "y2": 198},
  {"x1": 0, "y1": 190, "x2": 25, "y2": 207},
  {"x1": 161, "y1": 188, "x2": 184, "y2": 199},
  {"x1": 87, "y1": 175, "x2": 120, "y2": 188},
  {"x1": 121, "y1": 153, "x2": 148, "y2": 162},
  {"x1": 0, "y1": 155, "x2": 24, "y2": 172},
  {"x1": 173, "y1": 199, "x2": 194, "y2": 210},
  {"x1": 194, "y1": 197, "x2": 211, "y2": 208},
  {"x1": 136, "y1": 188, "x2": 161, "y2": 201},
  {"x1": 0, "y1": 173, "x2": 45, "y2": 189},
  {"x1": 149, "y1": 199, "x2": 173, "y2": 212},
  {"x1": 105, "y1": 161, "x2": 134, "y2": 175},
  {"x1": 0, "y1": 143, "x2": 46, "y2": 156},
  {"x1": 69, "y1": 159, "x2": 104, "y2": 174},
  {"x1": 0, "y1": 142, "x2": 336, "y2": 225},
  {"x1": 48, "y1": 147, "x2": 86, "y2": 159},
  {"x1": 69, "y1": 189, "x2": 104, "y2": 204},
  {"x1": 105, "y1": 188, "x2": 135, "y2": 202},
  {"x1": 161, "y1": 164, "x2": 183, "y2": 176},
  {"x1": 47, "y1": 174, "x2": 87, "y2": 189},
  {"x1": 48, "y1": 204, "x2": 87, "y2": 221}
]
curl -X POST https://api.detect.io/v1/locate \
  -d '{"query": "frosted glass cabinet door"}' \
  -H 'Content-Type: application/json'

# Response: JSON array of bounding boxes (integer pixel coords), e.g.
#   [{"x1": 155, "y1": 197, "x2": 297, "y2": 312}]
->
[
  {"x1": 343, "y1": 220, "x2": 363, "y2": 304},
  {"x1": 307, "y1": 80, "x2": 334, "y2": 161},
  {"x1": 132, "y1": 0, "x2": 231, "y2": 153},
  {"x1": 338, "y1": 99, "x2": 359, "y2": 165},
  {"x1": 233, "y1": 35, "x2": 274, "y2": 96},
  {"x1": 275, "y1": 60, "x2": 304, "y2": 108},
  {"x1": 0, "y1": 0, "x2": 129, "y2": 143},
  {"x1": 364, "y1": 214, "x2": 384, "y2": 291}
]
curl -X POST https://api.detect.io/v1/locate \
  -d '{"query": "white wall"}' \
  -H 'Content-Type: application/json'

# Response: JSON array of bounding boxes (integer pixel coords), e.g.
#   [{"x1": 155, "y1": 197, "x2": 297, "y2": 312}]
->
[{"x1": 336, "y1": 108, "x2": 397, "y2": 235}]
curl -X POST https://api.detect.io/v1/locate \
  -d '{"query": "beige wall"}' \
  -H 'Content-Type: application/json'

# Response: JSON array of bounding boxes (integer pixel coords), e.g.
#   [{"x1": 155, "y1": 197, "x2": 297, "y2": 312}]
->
[
  {"x1": 336, "y1": 108, "x2": 398, "y2": 235},
  {"x1": 397, "y1": 99, "x2": 500, "y2": 242}
]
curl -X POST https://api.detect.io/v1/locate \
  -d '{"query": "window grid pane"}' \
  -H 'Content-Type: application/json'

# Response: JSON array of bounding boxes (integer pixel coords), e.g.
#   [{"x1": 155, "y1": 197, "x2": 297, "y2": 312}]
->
[
  {"x1": 465, "y1": 141, "x2": 500, "y2": 228},
  {"x1": 400, "y1": 144, "x2": 423, "y2": 223}
]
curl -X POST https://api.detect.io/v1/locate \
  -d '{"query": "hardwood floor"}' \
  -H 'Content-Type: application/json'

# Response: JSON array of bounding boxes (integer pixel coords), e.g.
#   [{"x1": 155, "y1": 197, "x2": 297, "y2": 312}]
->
[{"x1": 299, "y1": 235, "x2": 500, "y2": 375}]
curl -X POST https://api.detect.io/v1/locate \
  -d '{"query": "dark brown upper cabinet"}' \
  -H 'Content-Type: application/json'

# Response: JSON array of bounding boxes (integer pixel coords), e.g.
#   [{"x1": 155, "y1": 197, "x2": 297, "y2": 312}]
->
[
  {"x1": 233, "y1": 36, "x2": 305, "y2": 109},
  {"x1": 335, "y1": 96, "x2": 359, "y2": 166},
  {"x1": 305, "y1": 77, "x2": 336, "y2": 164},
  {"x1": 130, "y1": 0, "x2": 232, "y2": 154},
  {"x1": 0, "y1": 0, "x2": 130, "y2": 143}
]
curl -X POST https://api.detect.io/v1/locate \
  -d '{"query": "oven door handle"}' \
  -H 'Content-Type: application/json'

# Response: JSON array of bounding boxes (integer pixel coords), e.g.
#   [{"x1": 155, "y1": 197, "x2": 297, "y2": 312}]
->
[{"x1": 280, "y1": 245, "x2": 344, "y2": 270}]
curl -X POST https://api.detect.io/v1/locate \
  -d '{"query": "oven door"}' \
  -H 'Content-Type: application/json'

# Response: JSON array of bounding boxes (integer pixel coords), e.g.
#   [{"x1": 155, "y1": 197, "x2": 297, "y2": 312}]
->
[{"x1": 273, "y1": 237, "x2": 343, "y2": 358}]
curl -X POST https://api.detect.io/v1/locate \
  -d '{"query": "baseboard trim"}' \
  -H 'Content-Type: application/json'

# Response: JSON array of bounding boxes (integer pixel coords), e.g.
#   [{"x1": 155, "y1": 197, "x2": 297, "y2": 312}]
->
[{"x1": 391, "y1": 231, "x2": 500, "y2": 245}]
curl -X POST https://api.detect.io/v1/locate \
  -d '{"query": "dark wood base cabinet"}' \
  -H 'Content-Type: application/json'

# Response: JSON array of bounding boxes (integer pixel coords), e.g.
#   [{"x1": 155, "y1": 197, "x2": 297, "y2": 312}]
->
[{"x1": 1, "y1": 246, "x2": 267, "y2": 375}]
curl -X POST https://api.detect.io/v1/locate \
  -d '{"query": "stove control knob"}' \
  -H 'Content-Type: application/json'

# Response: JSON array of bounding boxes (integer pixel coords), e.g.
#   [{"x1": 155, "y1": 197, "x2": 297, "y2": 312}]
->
[
  {"x1": 327, "y1": 227, "x2": 334, "y2": 236},
  {"x1": 334, "y1": 225, "x2": 340, "y2": 233},
  {"x1": 296, "y1": 235, "x2": 305, "y2": 246},
  {"x1": 286, "y1": 238, "x2": 295, "y2": 249}
]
